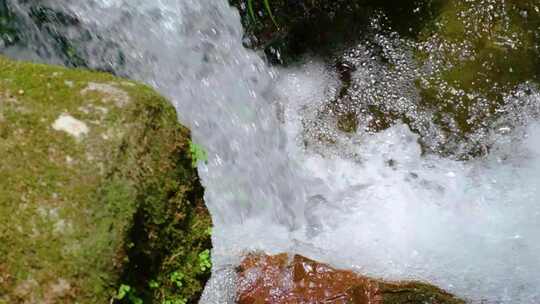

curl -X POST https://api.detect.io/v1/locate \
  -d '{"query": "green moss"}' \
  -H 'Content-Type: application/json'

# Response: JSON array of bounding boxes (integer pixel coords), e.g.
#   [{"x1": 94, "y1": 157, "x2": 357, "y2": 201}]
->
[
  {"x1": 414, "y1": 0, "x2": 540, "y2": 157},
  {"x1": 0, "y1": 56, "x2": 211, "y2": 303},
  {"x1": 336, "y1": 112, "x2": 359, "y2": 133},
  {"x1": 380, "y1": 281, "x2": 465, "y2": 304},
  {"x1": 189, "y1": 141, "x2": 208, "y2": 168}
]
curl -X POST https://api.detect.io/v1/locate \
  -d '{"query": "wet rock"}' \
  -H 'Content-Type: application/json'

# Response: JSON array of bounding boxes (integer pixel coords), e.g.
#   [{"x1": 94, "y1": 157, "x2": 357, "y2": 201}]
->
[
  {"x1": 294, "y1": 0, "x2": 540, "y2": 159},
  {"x1": 414, "y1": 0, "x2": 540, "y2": 156},
  {"x1": 0, "y1": 56, "x2": 212, "y2": 303},
  {"x1": 0, "y1": 0, "x2": 88, "y2": 66},
  {"x1": 236, "y1": 253, "x2": 465, "y2": 304},
  {"x1": 1, "y1": 0, "x2": 125, "y2": 71},
  {"x1": 229, "y1": 0, "x2": 442, "y2": 64},
  {"x1": 0, "y1": 0, "x2": 17, "y2": 47}
]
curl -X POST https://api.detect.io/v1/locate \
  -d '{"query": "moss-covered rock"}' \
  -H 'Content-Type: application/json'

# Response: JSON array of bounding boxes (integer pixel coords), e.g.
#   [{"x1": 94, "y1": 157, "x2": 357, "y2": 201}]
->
[
  {"x1": 414, "y1": 0, "x2": 540, "y2": 156},
  {"x1": 267, "y1": 0, "x2": 539, "y2": 158},
  {"x1": 0, "y1": 56, "x2": 211, "y2": 303}
]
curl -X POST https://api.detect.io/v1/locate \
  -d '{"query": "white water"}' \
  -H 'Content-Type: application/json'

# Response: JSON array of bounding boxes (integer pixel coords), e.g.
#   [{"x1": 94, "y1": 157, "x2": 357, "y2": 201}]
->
[
  {"x1": 269, "y1": 61, "x2": 540, "y2": 303},
  {"x1": 4, "y1": 0, "x2": 540, "y2": 303}
]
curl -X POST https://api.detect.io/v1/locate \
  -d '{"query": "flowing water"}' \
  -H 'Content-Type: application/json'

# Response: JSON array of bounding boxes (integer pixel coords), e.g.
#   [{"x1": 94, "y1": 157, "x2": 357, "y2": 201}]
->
[{"x1": 2, "y1": 0, "x2": 540, "y2": 303}]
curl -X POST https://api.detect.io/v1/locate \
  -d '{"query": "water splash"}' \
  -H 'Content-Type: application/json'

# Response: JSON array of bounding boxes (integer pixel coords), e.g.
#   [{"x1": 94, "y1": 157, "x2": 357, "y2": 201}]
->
[
  {"x1": 272, "y1": 58, "x2": 540, "y2": 303},
  {"x1": 2, "y1": 0, "x2": 540, "y2": 303},
  {"x1": 37, "y1": 0, "x2": 309, "y2": 230}
]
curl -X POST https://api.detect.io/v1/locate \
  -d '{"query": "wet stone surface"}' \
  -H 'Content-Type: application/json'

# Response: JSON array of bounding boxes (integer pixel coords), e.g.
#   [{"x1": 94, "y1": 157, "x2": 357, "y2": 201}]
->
[
  {"x1": 290, "y1": 0, "x2": 540, "y2": 159},
  {"x1": 236, "y1": 253, "x2": 465, "y2": 304},
  {"x1": 229, "y1": 0, "x2": 443, "y2": 64}
]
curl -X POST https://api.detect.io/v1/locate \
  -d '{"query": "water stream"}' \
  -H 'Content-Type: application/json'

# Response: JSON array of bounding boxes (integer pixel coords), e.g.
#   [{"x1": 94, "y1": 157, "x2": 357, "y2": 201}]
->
[{"x1": 2, "y1": 0, "x2": 540, "y2": 303}]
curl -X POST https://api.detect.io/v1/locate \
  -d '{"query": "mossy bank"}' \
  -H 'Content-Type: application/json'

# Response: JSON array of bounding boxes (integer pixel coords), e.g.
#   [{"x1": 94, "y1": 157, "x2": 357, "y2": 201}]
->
[{"x1": 0, "y1": 56, "x2": 212, "y2": 304}]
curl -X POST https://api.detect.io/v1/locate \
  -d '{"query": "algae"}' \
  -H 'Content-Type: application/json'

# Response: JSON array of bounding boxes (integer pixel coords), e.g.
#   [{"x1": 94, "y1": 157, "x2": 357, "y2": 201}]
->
[{"x1": 414, "y1": 0, "x2": 540, "y2": 157}]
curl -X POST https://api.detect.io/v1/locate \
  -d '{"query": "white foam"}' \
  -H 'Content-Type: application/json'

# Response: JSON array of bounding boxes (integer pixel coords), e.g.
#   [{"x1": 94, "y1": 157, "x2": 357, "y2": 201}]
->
[
  {"x1": 297, "y1": 124, "x2": 540, "y2": 303},
  {"x1": 272, "y1": 62, "x2": 540, "y2": 303}
]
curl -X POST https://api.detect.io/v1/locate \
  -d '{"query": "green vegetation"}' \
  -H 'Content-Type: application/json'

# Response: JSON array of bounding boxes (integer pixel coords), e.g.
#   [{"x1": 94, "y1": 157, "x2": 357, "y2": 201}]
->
[
  {"x1": 162, "y1": 298, "x2": 187, "y2": 304},
  {"x1": 170, "y1": 271, "x2": 185, "y2": 288},
  {"x1": 198, "y1": 250, "x2": 212, "y2": 272},
  {"x1": 247, "y1": 0, "x2": 278, "y2": 28},
  {"x1": 149, "y1": 280, "x2": 160, "y2": 289},
  {"x1": 380, "y1": 281, "x2": 465, "y2": 304},
  {"x1": 115, "y1": 284, "x2": 143, "y2": 304},
  {"x1": 188, "y1": 141, "x2": 208, "y2": 167}
]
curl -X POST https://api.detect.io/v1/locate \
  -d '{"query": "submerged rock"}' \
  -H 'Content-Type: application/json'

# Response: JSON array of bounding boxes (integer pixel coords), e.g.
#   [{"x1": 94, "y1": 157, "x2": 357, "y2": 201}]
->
[
  {"x1": 0, "y1": 0, "x2": 90, "y2": 67},
  {"x1": 1, "y1": 0, "x2": 126, "y2": 72},
  {"x1": 236, "y1": 253, "x2": 465, "y2": 304},
  {"x1": 278, "y1": 0, "x2": 540, "y2": 159},
  {"x1": 0, "y1": 56, "x2": 211, "y2": 303},
  {"x1": 414, "y1": 0, "x2": 540, "y2": 156}
]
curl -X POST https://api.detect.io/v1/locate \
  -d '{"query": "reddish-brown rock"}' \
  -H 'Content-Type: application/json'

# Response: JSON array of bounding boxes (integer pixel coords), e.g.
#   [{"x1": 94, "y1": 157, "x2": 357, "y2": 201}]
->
[{"x1": 236, "y1": 253, "x2": 465, "y2": 304}]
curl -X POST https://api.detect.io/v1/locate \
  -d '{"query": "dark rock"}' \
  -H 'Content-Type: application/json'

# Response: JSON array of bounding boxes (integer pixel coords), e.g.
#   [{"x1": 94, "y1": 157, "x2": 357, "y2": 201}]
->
[
  {"x1": 0, "y1": 0, "x2": 125, "y2": 72},
  {"x1": 229, "y1": 0, "x2": 443, "y2": 64},
  {"x1": 288, "y1": 0, "x2": 540, "y2": 159}
]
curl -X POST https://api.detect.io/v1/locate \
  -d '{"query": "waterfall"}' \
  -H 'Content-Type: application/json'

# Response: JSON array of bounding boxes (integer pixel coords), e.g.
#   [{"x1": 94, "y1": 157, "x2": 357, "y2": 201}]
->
[{"x1": 2, "y1": 0, "x2": 540, "y2": 303}]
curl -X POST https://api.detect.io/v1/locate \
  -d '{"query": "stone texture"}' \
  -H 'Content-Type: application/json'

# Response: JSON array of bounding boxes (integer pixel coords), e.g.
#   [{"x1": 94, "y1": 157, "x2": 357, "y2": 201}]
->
[
  {"x1": 0, "y1": 56, "x2": 211, "y2": 304},
  {"x1": 236, "y1": 253, "x2": 465, "y2": 304}
]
